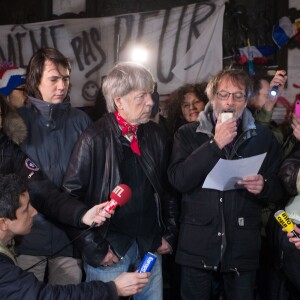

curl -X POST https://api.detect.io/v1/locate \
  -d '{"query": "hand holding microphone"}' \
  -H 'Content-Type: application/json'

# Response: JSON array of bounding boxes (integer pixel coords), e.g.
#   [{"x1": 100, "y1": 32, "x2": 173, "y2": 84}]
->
[
  {"x1": 274, "y1": 210, "x2": 300, "y2": 238},
  {"x1": 91, "y1": 184, "x2": 132, "y2": 227},
  {"x1": 214, "y1": 113, "x2": 237, "y2": 149},
  {"x1": 103, "y1": 184, "x2": 132, "y2": 213},
  {"x1": 81, "y1": 201, "x2": 112, "y2": 227}
]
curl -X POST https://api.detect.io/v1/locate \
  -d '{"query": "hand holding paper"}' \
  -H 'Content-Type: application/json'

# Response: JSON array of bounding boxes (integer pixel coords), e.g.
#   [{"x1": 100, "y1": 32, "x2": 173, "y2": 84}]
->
[
  {"x1": 202, "y1": 153, "x2": 266, "y2": 191},
  {"x1": 237, "y1": 174, "x2": 265, "y2": 195}
]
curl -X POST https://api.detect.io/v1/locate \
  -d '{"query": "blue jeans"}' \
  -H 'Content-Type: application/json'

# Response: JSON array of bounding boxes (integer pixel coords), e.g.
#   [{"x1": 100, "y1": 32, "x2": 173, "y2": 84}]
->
[
  {"x1": 85, "y1": 242, "x2": 163, "y2": 300},
  {"x1": 181, "y1": 265, "x2": 256, "y2": 300}
]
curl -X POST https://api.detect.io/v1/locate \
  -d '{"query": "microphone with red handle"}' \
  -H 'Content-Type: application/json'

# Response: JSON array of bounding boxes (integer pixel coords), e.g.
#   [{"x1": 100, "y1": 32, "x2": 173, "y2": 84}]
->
[
  {"x1": 104, "y1": 184, "x2": 132, "y2": 213},
  {"x1": 91, "y1": 184, "x2": 132, "y2": 227}
]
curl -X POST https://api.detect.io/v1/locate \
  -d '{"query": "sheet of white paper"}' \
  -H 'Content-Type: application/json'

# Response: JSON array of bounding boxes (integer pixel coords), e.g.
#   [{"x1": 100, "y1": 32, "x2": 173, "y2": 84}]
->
[{"x1": 202, "y1": 153, "x2": 267, "y2": 191}]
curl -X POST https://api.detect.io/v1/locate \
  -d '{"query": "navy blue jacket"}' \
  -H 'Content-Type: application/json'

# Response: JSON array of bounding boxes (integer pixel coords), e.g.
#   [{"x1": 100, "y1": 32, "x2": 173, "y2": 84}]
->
[
  {"x1": 0, "y1": 252, "x2": 117, "y2": 300},
  {"x1": 16, "y1": 96, "x2": 91, "y2": 257}
]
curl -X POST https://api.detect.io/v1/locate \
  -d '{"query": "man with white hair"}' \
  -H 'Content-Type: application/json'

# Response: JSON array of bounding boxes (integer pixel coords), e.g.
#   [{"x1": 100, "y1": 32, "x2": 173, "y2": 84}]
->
[{"x1": 63, "y1": 61, "x2": 178, "y2": 300}]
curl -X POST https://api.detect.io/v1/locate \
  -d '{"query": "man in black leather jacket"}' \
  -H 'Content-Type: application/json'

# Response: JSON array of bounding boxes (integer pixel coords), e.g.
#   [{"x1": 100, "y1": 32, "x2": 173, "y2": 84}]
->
[
  {"x1": 63, "y1": 61, "x2": 178, "y2": 300},
  {"x1": 167, "y1": 68, "x2": 284, "y2": 300}
]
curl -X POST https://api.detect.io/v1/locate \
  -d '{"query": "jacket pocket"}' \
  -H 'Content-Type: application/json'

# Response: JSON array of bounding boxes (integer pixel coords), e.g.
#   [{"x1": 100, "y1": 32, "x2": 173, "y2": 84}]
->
[{"x1": 180, "y1": 199, "x2": 214, "y2": 226}]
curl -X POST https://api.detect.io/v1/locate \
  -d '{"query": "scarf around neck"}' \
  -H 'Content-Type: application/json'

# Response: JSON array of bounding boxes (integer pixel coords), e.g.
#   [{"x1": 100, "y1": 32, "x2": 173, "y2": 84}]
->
[{"x1": 114, "y1": 111, "x2": 141, "y2": 156}]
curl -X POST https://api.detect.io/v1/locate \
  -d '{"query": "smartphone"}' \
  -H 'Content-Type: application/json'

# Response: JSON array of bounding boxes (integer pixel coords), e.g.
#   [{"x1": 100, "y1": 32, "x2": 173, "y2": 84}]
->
[{"x1": 295, "y1": 100, "x2": 300, "y2": 117}]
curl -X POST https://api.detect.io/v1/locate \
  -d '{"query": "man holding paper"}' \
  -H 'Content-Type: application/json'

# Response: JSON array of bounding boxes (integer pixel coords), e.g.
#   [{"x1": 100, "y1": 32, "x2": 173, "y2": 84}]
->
[{"x1": 168, "y1": 68, "x2": 284, "y2": 300}]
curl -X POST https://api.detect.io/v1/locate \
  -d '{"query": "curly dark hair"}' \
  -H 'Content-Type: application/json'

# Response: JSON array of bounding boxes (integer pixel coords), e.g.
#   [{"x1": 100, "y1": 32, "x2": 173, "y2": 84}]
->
[
  {"x1": 166, "y1": 83, "x2": 208, "y2": 134},
  {"x1": 0, "y1": 174, "x2": 27, "y2": 220}
]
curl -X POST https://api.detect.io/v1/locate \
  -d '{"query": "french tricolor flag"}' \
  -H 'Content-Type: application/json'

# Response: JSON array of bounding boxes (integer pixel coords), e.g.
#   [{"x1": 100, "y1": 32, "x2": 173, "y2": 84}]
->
[{"x1": 272, "y1": 16, "x2": 297, "y2": 48}]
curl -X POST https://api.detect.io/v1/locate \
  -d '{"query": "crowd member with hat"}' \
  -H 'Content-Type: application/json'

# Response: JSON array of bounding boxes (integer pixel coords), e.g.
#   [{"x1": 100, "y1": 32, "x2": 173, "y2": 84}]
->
[{"x1": 0, "y1": 61, "x2": 27, "y2": 108}]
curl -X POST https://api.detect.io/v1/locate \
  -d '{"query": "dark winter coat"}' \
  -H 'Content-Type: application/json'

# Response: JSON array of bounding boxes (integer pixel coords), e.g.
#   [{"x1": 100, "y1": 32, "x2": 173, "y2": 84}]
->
[
  {"x1": 0, "y1": 252, "x2": 117, "y2": 300},
  {"x1": 0, "y1": 104, "x2": 90, "y2": 229},
  {"x1": 15, "y1": 96, "x2": 91, "y2": 257},
  {"x1": 168, "y1": 104, "x2": 284, "y2": 272}
]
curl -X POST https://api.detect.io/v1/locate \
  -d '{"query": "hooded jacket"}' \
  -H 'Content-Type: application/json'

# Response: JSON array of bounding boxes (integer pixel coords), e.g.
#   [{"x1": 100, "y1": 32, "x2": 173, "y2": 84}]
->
[
  {"x1": 16, "y1": 96, "x2": 91, "y2": 257},
  {"x1": 0, "y1": 106, "x2": 91, "y2": 227},
  {"x1": 168, "y1": 103, "x2": 284, "y2": 272},
  {"x1": 63, "y1": 113, "x2": 179, "y2": 267}
]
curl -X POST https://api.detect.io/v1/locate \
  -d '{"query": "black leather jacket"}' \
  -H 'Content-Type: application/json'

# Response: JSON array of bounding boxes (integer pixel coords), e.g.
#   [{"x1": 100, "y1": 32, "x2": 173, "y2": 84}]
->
[
  {"x1": 63, "y1": 113, "x2": 178, "y2": 267},
  {"x1": 279, "y1": 150, "x2": 300, "y2": 197}
]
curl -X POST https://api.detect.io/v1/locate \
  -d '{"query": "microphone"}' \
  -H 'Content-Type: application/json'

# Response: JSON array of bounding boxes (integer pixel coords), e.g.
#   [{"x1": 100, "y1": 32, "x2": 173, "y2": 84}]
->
[
  {"x1": 91, "y1": 184, "x2": 132, "y2": 227},
  {"x1": 104, "y1": 184, "x2": 132, "y2": 213},
  {"x1": 269, "y1": 72, "x2": 286, "y2": 97},
  {"x1": 274, "y1": 210, "x2": 300, "y2": 238}
]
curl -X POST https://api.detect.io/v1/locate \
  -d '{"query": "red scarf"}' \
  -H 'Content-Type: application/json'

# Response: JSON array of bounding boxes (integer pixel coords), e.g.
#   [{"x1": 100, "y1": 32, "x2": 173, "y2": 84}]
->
[{"x1": 115, "y1": 111, "x2": 141, "y2": 156}]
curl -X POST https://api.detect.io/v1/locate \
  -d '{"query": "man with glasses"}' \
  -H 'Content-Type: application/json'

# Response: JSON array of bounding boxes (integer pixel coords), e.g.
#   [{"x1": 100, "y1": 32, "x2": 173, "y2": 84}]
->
[{"x1": 168, "y1": 68, "x2": 284, "y2": 300}]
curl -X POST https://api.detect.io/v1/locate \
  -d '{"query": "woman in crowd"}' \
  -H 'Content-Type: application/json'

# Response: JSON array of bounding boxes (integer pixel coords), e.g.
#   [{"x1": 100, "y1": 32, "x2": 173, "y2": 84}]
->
[{"x1": 166, "y1": 82, "x2": 208, "y2": 135}]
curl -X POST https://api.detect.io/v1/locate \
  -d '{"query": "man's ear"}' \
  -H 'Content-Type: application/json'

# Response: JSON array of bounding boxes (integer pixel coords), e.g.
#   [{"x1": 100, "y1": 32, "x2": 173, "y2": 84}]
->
[
  {"x1": 0, "y1": 218, "x2": 9, "y2": 231},
  {"x1": 114, "y1": 97, "x2": 122, "y2": 110}
]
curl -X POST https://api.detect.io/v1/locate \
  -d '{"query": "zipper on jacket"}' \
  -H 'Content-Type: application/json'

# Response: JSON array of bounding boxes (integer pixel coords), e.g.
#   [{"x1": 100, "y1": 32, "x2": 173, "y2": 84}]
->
[
  {"x1": 28, "y1": 171, "x2": 34, "y2": 179},
  {"x1": 46, "y1": 105, "x2": 55, "y2": 128},
  {"x1": 137, "y1": 153, "x2": 166, "y2": 231},
  {"x1": 229, "y1": 128, "x2": 256, "y2": 159},
  {"x1": 229, "y1": 267, "x2": 240, "y2": 276}
]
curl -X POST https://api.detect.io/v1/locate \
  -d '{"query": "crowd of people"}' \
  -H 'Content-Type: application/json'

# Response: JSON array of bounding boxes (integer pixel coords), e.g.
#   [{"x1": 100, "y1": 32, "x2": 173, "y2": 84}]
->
[{"x1": 0, "y1": 47, "x2": 300, "y2": 300}]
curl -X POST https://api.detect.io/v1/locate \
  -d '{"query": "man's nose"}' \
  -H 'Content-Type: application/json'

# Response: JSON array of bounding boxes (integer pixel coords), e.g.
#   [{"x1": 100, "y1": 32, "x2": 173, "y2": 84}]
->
[
  {"x1": 57, "y1": 79, "x2": 66, "y2": 89},
  {"x1": 225, "y1": 94, "x2": 235, "y2": 105},
  {"x1": 146, "y1": 93, "x2": 154, "y2": 106},
  {"x1": 30, "y1": 204, "x2": 38, "y2": 217}
]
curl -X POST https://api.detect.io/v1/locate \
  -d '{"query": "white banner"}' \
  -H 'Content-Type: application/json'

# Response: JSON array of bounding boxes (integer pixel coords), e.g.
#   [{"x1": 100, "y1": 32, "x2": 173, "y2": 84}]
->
[{"x1": 0, "y1": 0, "x2": 225, "y2": 107}]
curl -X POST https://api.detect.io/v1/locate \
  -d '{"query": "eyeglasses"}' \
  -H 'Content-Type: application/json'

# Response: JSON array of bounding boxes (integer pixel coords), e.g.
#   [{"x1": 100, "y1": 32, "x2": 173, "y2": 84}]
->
[
  {"x1": 13, "y1": 87, "x2": 25, "y2": 92},
  {"x1": 216, "y1": 91, "x2": 246, "y2": 102}
]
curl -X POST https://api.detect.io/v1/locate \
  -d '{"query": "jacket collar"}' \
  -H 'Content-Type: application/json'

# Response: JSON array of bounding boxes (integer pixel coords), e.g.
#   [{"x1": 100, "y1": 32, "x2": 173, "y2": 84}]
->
[
  {"x1": 26, "y1": 96, "x2": 71, "y2": 129},
  {"x1": 27, "y1": 96, "x2": 70, "y2": 119},
  {"x1": 196, "y1": 102, "x2": 256, "y2": 135},
  {"x1": 0, "y1": 241, "x2": 16, "y2": 265}
]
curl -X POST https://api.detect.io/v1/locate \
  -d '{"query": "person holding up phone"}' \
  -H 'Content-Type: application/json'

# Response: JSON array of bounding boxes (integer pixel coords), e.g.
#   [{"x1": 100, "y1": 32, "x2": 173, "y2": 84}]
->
[{"x1": 246, "y1": 70, "x2": 300, "y2": 158}]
